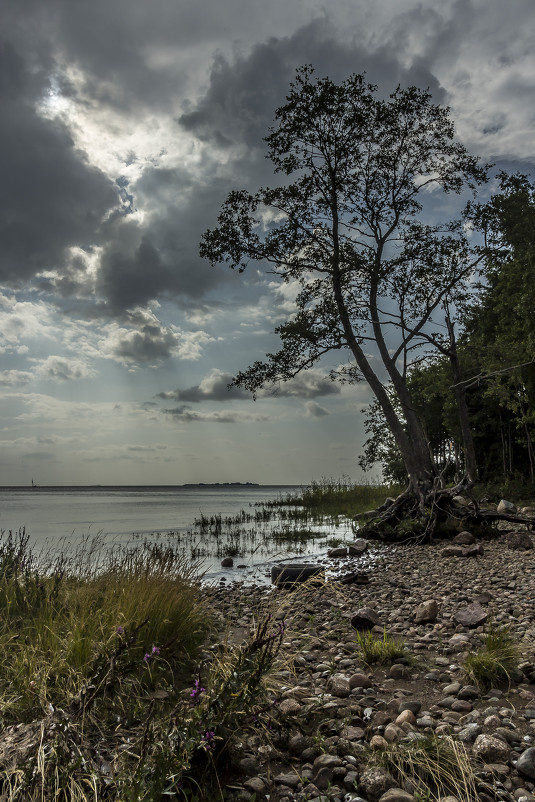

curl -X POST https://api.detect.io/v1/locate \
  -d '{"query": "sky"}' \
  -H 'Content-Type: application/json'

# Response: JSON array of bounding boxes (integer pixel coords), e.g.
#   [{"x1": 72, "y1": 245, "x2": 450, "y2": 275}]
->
[{"x1": 1, "y1": 0, "x2": 534, "y2": 486}]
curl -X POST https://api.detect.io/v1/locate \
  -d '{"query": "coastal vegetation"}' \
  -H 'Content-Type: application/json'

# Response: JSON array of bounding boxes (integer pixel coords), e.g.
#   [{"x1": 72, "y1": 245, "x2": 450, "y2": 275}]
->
[
  {"x1": 0, "y1": 528, "x2": 286, "y2": 799},
  {"x1": 201, "y1": 65, "x2": 535, "y2": 538}
]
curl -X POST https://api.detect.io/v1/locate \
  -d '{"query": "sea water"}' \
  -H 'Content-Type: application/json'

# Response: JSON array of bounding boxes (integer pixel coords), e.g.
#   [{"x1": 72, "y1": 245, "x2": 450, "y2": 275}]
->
[{"x1": 0, "y1": 485, "x2": 356, "y2": 584}]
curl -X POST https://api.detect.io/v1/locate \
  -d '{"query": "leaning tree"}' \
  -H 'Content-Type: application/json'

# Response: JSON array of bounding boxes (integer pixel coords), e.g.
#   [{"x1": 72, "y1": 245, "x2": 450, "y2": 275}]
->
[{"x1": 200, "y1": 66, "x2": 506, "y2": 539}]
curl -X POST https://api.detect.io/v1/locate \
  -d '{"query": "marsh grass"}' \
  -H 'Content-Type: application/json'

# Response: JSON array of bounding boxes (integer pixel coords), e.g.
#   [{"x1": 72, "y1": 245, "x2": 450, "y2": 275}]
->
[
  {"x1": 355, "y1": 628, "x2": 406, "y2": 664},
  {"x1": 462, "y1": 624, "x2": 522, "y2": 691},
  {"x1": 372, "y1": 734, "x2": 482, "y2": 801},
  {"x1": 274, "y1": 477, "x2": 403, "y2": 518}
]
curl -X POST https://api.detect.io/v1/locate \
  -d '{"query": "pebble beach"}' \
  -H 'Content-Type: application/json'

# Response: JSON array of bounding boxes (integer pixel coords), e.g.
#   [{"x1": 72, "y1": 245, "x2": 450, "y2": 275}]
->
[{"x1": 202, "y1": 522, "x2": 535, "y2": 802}]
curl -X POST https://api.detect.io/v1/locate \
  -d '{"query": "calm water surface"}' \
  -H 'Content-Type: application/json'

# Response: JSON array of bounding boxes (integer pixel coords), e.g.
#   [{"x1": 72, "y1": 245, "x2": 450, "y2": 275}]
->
[{"x1": 0, "y1": 485, "x2": 356, "y2": 584}]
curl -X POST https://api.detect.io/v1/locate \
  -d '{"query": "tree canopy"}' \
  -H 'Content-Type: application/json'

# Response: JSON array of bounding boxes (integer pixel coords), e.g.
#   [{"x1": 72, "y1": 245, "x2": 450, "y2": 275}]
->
[{"x1": 200, "y1": 66, "x2": 489, "y2": 523}]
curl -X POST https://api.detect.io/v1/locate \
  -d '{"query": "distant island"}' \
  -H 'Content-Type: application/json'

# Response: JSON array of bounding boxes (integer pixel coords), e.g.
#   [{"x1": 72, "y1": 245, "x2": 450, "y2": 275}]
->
[{"x1": 182, "y1": 482, "x2": 259, "y2": 487}]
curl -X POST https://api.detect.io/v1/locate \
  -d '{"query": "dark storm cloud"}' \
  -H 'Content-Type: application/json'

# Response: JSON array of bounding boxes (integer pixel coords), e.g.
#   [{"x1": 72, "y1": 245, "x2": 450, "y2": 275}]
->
[
  {"x1": 109, "y1": 323, "x2": 179, "y2": 364},
  {"x1": 179, "y1": 19, "x2": 444, "y2": 151},
  {"x1": 0, "y1": 39, "x2": 118, "y2": 286},
  {"x1": 95, "y1": 171, "x2": 236, "y2": 314},
  {"x1": 158, "y1": 368, "x2": 340, "y2": 403},
  {"x1": 158, "y1": 371, "x2": 248, "y2": 402}
]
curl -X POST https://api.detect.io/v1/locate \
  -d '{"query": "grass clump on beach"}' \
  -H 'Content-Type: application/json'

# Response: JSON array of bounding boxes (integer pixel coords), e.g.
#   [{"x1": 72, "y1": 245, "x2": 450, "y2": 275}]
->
[
  {"x1": 0, "y1": 529, "x2": 284, "y2": 800},
  {"x1": 370, "y1": 734, "x2": 481, "y2": 801},
  {"x1": 355, "y1": 628, "x2": 406, "y2": 665},
  {"x1": 462, "y1": 623, "x2": 522, "y2": 691}
]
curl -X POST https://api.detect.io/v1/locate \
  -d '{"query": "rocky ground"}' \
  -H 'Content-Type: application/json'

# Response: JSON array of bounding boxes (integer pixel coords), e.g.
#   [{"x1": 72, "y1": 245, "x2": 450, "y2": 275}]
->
[{"x1": 202, "y1": 521, "x2": 535, "y2": 802}]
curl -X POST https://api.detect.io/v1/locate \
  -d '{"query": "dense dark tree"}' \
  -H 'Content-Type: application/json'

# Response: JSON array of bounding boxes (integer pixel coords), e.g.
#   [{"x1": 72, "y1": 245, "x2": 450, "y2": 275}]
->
[
  {"x1": 201, "y1": 66, "x2": 492, "y2": 537},
  {"x1": 365, "y1": 173, "x2": 535, "y2": 490}
]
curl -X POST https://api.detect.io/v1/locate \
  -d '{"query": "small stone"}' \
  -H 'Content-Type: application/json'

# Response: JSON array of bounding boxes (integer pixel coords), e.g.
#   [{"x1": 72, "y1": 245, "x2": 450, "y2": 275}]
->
[
  {"x1": 497, "y1": 499, "x2": 517, "y2": 513},
  {"x1": 473, "y1": 733, "x2": 511, "y2": 764},
  {"x1": 377, "y1": 790, "x2": 416, "y2": 802},
  {"x1": 396, "y1": 710, "x2": 416, "y2": 725},
  {"x1": 240, "y1": 756, "x2": 261, "y2": 776},
  {"x1": 371, "y1": 735, "x2": 389, "y2": 750},
  {"x1": 451, "y1": 699, "x2": 473, "y2": 713},
  {"x1": 221, "y1": 556, "x2": 234, "y2": 567},
  {"x1": 327, "y1": 675, "x2": 351, "y2": 698},
  {"x1": 517, "y1": 747, "x2": 535, "y2": 781},
  {"x1": 506, "y1": 531, "x2": 534, "y2": 550},
  {"x1": 453, "y1": 602, "x2": 488, "y2": 628},
  {"x1": 359, "y1": 767, "x2": 397, "y2": 802},
  {"x1": 243, "y1": 777, "x2": 267, "y2": 796},
  {"x1": 274, "y1": 771, "x2": 300, "y2": 789},
  {"x1": 453, "y1": 531, "x2": 476, "y2": 545},
  {"x1": 388, "y1": 664, "x2": 411, "y2": 679},
  {"x1": 278, "y1": 698, "x2": 302, "y2": 715},
  {"x1": 349, "y1": 672, "x2": 373, "y2": 689},
  {"x1": 351, "y1": 607, "x2": 382, "y2": 630},
  {"x1": 414, "y1": 599, "x2": 439, "y2": 624}
]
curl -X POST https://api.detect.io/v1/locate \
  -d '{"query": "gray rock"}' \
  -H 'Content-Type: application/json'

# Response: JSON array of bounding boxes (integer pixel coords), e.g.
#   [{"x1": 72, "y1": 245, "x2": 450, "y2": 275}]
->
[
  {"x1": 221, "y1": 556, "x2": 234, "y2": 567},
  {"x1": 452, "y1": 602, "x2": 488, "y2": 628},
  {"x1": 377, "y1": 790, "x2": 416, "y2": 802},
  {"x1": 328, "y1": 546, "x2": 351, "y2": 558},
  {"x1": 359, "y1": 767, "x2": 397, "y2": 802},
  {"x1": 239, "y1": 756, "x2": 261, "y2": 776},
  {"x1": 274, "y1": 771, "x2": 300, "y2": 789},
  {"x1": 351, "y1": 538, "x2": 369, "y2": 554},
  {"x1": 506, "y1": 531, "x2": 533, "y2": 550},
  {"x1": 498, "y1": 499, "x2": 517, "y2": 514},
  {"x1": 472, "y1": 733, "x2": 510, "y2": 764},
  {"x1": 453, "y1": 531, "x2": 476, "y2": 545},
  {"x1": 414, "y1": 599, "x2": 439, "y2": 624},
  {"x1": 441, "y1": 545, "x2": 467, "y2": 557},
  {"x1": 351, "y1": 607, "x2": 382, "y2": 630},
  {"x1": 517, "y1": 747, "x2": 535, "y2": 781},
  {"x1": 457, "y1": 723, "x2": 482, "y2": 743},
  {"x1": 349, "y1": 672, "x2": 373, "y2": 689},
  {"x1": 327, "y1": 675, "x2": 351, "y2": 698},
  {"x1": 243, "y1": 777, "x2": 267, "y2": 796}
]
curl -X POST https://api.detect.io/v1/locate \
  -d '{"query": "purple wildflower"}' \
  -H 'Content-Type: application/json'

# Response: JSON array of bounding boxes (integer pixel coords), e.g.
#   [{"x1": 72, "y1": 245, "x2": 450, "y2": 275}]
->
[
  {"x1": 151, "y1": 645, "x2": 160, "y2": 656},
  {"x1": 116, "y1": 626, "x2": 124, "y2": 635},
  {"x1": 143, "y1": 652, "x2": 150, "y2": 663},
  {"x1": 189, "y1": 678, "x2": 205, "y2": 705},
  {"x1": 201, "y1": 730, "x2": 215, "y2": 750}
]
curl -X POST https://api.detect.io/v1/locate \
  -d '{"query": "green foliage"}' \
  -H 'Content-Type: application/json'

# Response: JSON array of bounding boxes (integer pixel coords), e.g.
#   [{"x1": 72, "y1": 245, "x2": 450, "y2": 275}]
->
[
  {"x1": 355, "y1": 628, "x2": 406, "y2": 664},
  {"x1": 462, "y1": 624, "x2": 522, "y2": 691},
  {"x1": 278, "y1": 477, "x2": 403, "y2": 518},
  {"x1": 0, "y1": 529, "x2": 286, "y2": 800}
]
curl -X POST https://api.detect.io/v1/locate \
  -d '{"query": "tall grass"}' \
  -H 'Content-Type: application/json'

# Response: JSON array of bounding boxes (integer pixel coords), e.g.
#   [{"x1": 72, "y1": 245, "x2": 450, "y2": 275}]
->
[
  {"x1": 0, "y1": 530, "x2": 285, "y2": 800},
  {"x1": 276, "y1": 477, "x2": 402, "y2": 518}
]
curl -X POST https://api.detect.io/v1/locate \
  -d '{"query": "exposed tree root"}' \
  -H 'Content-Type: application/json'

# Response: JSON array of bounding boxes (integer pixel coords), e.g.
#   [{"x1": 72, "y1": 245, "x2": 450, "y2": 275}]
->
[{"x1": 354, "y1": 481, "x2": 535, "y2": 543}]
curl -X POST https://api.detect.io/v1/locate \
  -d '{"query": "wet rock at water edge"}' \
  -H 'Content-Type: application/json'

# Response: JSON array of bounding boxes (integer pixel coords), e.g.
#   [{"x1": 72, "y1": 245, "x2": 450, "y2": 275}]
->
[{"x1": 221, "y1": 556, "x2": 234, "y2": 567}]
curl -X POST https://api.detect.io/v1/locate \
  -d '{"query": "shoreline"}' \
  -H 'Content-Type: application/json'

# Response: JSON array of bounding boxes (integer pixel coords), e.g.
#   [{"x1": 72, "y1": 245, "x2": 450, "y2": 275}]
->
[{"x1": 202, "y1": 526, "x2": 535, "y2": 800}]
